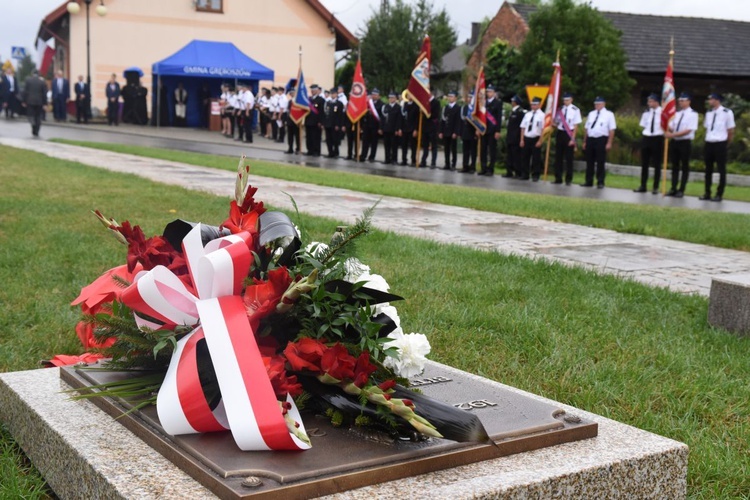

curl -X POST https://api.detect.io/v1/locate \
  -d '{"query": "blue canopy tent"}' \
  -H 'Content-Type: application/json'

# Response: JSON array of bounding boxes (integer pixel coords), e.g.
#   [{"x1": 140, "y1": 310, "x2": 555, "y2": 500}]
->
[{"x1": 151, "y1": 40, "x2": 274, "y2": 127}]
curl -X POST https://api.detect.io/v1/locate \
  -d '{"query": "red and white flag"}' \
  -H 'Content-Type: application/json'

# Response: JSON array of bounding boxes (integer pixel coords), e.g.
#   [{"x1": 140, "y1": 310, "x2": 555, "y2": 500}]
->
[
  {"x1": 406, "y1": 35, "x2": 431, "y2": 117},
  {"x1": 346, "y1": 59, "x2": 367, "y2": 124},
  {"x1": 543, "y1": 60, "x2": 562, "y2": 138},
  {"x1": 36, "y1": 38, "x2": 55, "y2": 76},
  {"x1": 661, "y1": 59, "x2": 676, "y2": 130}
]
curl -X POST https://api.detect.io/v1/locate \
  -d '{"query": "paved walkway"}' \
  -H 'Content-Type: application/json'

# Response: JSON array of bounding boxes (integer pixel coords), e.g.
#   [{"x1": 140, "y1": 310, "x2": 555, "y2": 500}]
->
[
  {"x1": 2, "y1": 119, "x2": 750, "y2": 215},
  {"x1": 3, "y1": 137, "x2": 750, "y2": 297}
]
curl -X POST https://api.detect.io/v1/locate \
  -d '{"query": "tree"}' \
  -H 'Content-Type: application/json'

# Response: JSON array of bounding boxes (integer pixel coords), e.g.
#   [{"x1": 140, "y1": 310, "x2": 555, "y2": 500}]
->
[
  {"x1": 16, "y1": 54, "x2": 37, "y2": 84},
  {"x1": 516, "y1": 0, "x2": 634, "y2": 110},
  {"x1": 358, "y1": 0, "x2": 457, "y2": 93},
  {"x1": 483, "y1": 39, "x2": 521, "y2": 98}
]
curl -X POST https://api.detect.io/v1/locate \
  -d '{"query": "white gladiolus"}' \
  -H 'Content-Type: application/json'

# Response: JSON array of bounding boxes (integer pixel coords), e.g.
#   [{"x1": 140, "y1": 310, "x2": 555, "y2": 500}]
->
[{"x1": 382, "y1": 329, "x2": 431, "y2": 378}]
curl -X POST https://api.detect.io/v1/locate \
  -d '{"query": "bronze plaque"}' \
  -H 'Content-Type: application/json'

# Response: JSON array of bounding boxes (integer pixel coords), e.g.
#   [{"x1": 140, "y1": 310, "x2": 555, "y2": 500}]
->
[{"x1": 61, "y1": 363, "x2": 597, "y2": 499}]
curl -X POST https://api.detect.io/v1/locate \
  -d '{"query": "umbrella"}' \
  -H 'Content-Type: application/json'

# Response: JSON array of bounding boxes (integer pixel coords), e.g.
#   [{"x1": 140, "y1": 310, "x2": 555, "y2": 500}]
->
[{"x1": 123, "y1": 66, "x2": 144, "y2": 77}]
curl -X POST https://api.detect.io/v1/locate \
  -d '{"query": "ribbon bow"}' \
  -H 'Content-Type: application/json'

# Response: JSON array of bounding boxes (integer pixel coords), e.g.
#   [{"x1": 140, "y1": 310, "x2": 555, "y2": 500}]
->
[{"x1": 121, "y1": 224, "x2": 309, "y2": 451}]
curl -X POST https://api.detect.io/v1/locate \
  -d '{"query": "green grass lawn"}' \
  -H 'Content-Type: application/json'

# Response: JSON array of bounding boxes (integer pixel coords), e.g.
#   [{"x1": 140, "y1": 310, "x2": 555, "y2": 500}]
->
[
  {"x1": 52, "y1": 139, "x2": 750, "y2": 252},
  {"x1": 1, "y1": 145, "x2": 748, "y2": 498}
]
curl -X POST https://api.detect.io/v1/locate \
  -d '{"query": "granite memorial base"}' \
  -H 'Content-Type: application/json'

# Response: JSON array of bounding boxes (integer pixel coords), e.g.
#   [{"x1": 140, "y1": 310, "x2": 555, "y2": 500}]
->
[
  {"x1": 709, "y1": 273, "x2": 750, "y2": 336},
  {"x1": 0, "y1": 361, "x2": 688, "y2": 499}
]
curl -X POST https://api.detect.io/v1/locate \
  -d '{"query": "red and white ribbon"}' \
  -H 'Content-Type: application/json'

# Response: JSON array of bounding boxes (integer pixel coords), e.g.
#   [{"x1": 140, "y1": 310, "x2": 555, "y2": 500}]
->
[{"x1": 121, "y1": 224, "x2": 310, "y2": 451}]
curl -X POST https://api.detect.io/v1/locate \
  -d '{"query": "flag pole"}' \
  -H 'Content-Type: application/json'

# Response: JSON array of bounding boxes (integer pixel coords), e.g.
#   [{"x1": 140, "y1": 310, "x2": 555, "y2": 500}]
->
[
  {"x1": 298, "y1": 45, "x2": 303, "y2": 154},
  {"x1": 476, "y1": 134, "x2": 481, "y2": 173},
  {"x1": 356, "y1": 121, "x2": 360, "y2": 161},
  {"x1": 662, "y1": 38, "x2": 674, "y2": 196},
  {"x1": 543, "y1": 50, "x2": 561, "y2": 182},
  {"x1": 416, "y1": 113, "x2": 423, "y2": 168}
]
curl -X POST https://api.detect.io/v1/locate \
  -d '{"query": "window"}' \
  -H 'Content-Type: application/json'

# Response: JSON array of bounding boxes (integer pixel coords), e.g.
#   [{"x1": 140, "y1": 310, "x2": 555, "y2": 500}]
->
[{"x1": 196, "y1": 0, "x2": 222, "y2": 13}]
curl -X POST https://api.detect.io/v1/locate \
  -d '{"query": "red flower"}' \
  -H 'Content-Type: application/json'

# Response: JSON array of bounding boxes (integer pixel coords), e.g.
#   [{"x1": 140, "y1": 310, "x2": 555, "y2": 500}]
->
[
  {"x1": 378, "y1": 379, "x2": 396, "y2": 392},
  {"x1": 352, "y1": 352, "x2": 378, "y2": 388},
  {"x1": 44, "y1": 352, "x2": 106, "y2": 367},
  {"x1": 221, "y1": 201, "x2": 261, "y2": 235},
  {"x1": 320, "y1": 343, "x2": 357, "y2": 381},
  {"x1": 115, "y1": 221, "x2": 183, "y2": 274},
  {"x1": 244, "y1": 267, "x2": 292, "y2": 329},
  {"x1": 75, "y1": 321, "x2": 116, "y2": 350},
  {"x1": 264, "y1": 355, "x2": 303, "y2": 398},
  {"x1": 72, "y1": 264, "x2": 138, "y2": 315},
  {"x1": 284, "y1": 338, "x2": 327, "y2": 373}
]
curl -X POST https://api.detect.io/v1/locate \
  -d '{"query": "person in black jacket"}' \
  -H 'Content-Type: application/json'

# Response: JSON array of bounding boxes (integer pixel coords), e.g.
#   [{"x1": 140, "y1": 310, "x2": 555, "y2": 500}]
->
[
  {"x1": 419, "y1": 92, "x2": 441, "y2": 168},
  {"x1": 459, "y1": 91, "x2": 478, "y2": 174},
  {"x1": 22, "y1": 70, "x2": 47, "y2": 137},
  {"x1": 505, "y1": 94, "x2": 525, "y2": 178},
  {"x1": 439, "y1": 90, "x2": 461, "y2": 170},
  {"x1": 105, "y1": 74, "x2": 121, "y2": 126},
  {"x1": 360, "y1": 89, "x2": 383, "y2": 162},
  {"x1": 305, "y1": 84, "x2": 325, "y2": 156},
  {"x1": 73, "y1": 75, "x2": 90, "y2": 124},
  {"x1": 381, "y1": 91, "x2": 402, "y2": 164},
  {"x1": 324, "y1": 87, "x2": 345, "y2": 158},
  {"x1": 479, "y1": 84, "x2": 503, "y2": 176},
  {"x1": 400, "y1": 95, "x2": 418, "y2": 166}
]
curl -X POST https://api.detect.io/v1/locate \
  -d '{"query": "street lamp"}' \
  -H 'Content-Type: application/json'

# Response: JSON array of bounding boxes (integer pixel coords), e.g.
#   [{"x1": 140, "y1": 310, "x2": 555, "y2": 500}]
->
[{"x1": 66, "y1": 0, "x2": 106, "y2": 117}]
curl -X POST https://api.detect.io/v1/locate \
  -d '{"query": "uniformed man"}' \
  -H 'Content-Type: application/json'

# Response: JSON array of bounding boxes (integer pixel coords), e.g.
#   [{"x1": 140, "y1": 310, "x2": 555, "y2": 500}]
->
[
  {"x1": 285, "y1": 88, "x2": 301, "y2": 155},
  {"x1": 701, "y1": 93, "x2": 735, "y2": 202},
  {"x1": 258, "y1": 88, "x2": 270, "y2": 138},
  {"x1": 337, "y1": 85, "x2": 348, "y2": 107},
  {"x1": 381, "y1": 91, "x2": 402, "y2": 165},
  {"x1": 400, "y1": 93, "x2": 418, "y2": 166},
  {"x1": 553, "y1": 92, "x2": 582, "y2": 185},
  {"x1": 360, "y1": 89, "x2": 383, "y2": 162},
  {"x1": 634, "y1": 93, "x2": 664, "y2": 193},
  {"x1": 479, "y1": 84, "x2": 503, "y2": 176},
  {"x1": 324, "y1": 87, "x2": 345, "y2": 158},
  {"x1": 304, "y1": 84, "x2": 325, "y2": 156},
  {"x1": 233, "y1": 83, "x2": 247, "y2": 142},
  {"x1": 419, "y1": 90, "x2": 441, "y2": 168},
  {"x1": 582, "y1": 96, "x2": 617, "y2": 188},
  {"x1": 519, "y1": 97, "x2": 544, "y2": 181},
  {"x1": 276, "y1": 87, "x2": 288, "y2": 144},
  {"x1": 664, "y1": 92, "x2": 698, "y2": 198},
  {"x1": 459, "y1": 90, "x2": 477, "y2": 174},
  {"x1": 242, "y1": 83, "x2": 255, "y2": 143},
  {"x1": 439, "y1": 90, "x2": 461, "y2": 170},
  {"x1": 504, "y1": 94, "x2": 524, "y2": 178}
]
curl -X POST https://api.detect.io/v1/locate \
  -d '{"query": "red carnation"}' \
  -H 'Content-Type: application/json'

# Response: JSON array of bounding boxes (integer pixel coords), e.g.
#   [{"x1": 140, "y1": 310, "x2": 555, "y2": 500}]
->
[
  {"x1": 320, "y1": 343, "x2": 357, "y2": 381},
  {"x1": 284, "y1": 338, "x2": 327, "y2": 373}
]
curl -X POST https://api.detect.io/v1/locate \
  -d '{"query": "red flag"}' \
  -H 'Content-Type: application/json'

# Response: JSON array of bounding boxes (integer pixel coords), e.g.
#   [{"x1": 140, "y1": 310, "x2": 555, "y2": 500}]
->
[
  {"x1": 543, "y1": 60, "x2": 562, "y2": 138},
  {"x1": 406, "y1": 36, "x2": 431, "y2": 117},
  {"x1": 661, "y1": 59, "x2": 676, "y2": 130},
  {"x1": 468, "y1": 66, "x2": 486, "y2": 134},
  {"x1": 36, "y1": 38, "x2": 55, "y2": 76},
  {"x1": 346, "y1": 60, "x2": 367, "y2": 124}
]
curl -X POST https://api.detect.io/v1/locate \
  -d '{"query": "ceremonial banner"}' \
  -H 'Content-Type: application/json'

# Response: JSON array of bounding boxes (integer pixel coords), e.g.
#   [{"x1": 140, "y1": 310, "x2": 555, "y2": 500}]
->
[
  {"x1": 346, "y1": 60, "x2": 368, "y2": 124},
  {"x1": 406, "y1": 36, "x2": 431, "y2": 117},
  {"x1": 468, "y1": 67, "x2": 487, "y2": 134},
  {"x1": 36, "y1": 38, "x2": 54, "y2": 76},
  {"x1": 525, "y1": 85, "x2": 549, "y2": 106},
  {"x1": 543, "y1": 61, "x2": 562, "y2": 138},
  {"x1": 289, "y1": 69, "x2": 311, "y2": 125},
  {"x1": 661, "y1": 59, "x2": 676, "y2": 130}
]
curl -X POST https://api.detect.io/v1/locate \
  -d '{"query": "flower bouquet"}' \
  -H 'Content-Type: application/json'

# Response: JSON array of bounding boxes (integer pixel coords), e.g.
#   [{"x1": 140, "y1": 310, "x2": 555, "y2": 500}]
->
[{"x1": 55, "y1": 157, "x2": 489, "y2": 451}]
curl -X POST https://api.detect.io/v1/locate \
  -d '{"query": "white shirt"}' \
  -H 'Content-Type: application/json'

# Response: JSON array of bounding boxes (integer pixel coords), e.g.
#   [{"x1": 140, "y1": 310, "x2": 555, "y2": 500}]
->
[
  {"x1": 556, "y1": 104, "x2": 582, "y2": 131},
  {"x1": 639, "y1": 106, "x2": 663, "y2": 137},
  {"x1": 337, "y1": 93, "x2": 348, "y2": 106},
  {"x1": 269, "y1": 93, "x2": 279, "y2": 113},
  {"x1": 585, "y1": 108, "x2": 617, "y2": 138},
  {"x1": 259, "y1": 94, "x2": 269, "y2": 110},
  {"x1": 670, "y1": 107, "x2": 698, "y2": 141},
  {"x1": 520, "y1": 109, "x2": 544, "y2": 138},
  {"x1": 228, "y1": 94, "x2": 240, "y2": 108},
  {"x1": 6, "y1": 75, "x2": 14, "y2": 92},
  {"x1": 277, "y1": 93, "x2": 289, "y2": 112},
  {"x1": 704, "y1": 105, "x2": 735, "y2": 143},
  {"x1": 241, "y1": 90, "x2": 255, "y2": 110}
]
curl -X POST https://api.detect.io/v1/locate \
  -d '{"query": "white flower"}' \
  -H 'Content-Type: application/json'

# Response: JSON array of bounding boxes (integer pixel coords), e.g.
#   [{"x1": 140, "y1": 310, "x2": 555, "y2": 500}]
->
[
  {"x1": 304, "y1": 241, "x2": 329, "y2": 259},
  {"x1": 358, "y1": 272, "x2": 389, "y2": 293},
  {"x1": 343, "y1": 257, "x2": 370, "y2": 283},
  {"x1": 374, "y1": 303, "x2": 400, "y2": 326},
  {"x1": 382, "y1": 330, "x2": 431, "y2": 378}
]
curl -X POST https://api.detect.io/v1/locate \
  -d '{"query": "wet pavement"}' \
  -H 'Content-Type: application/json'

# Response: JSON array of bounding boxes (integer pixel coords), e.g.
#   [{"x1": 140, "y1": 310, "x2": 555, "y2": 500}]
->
[
  {"x1": 3, "y1": 136, "x2": 750, "y2": 297},
  {"x1": 2, "y1": 118, "x2": 750, "y2": 215}
]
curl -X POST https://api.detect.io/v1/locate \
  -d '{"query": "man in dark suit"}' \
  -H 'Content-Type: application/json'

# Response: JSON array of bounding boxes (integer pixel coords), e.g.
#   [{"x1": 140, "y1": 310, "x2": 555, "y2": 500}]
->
[
  {"x1": 360, "y1": 89, "x2": 383, "y2": 162},
  {"x1": 105, "y1": 73, "x2": 121, "y2": 125},
  {"x1": 304, "y1": 84, "x2": 325, "y2": 156},
  {"x1": 459, "y1": 92, "x2": 478, "y2": 174},
  {"x1": 400, "y1": 95, "x2": 418, "y2": 166},
  {"x1": 22, "y1": 70, "x2": 48, "y2": 137},
  {"x1": 479, "y1": 84, "x2": 503, "y2": 176},
  {"x1": 505, "y1": 95, "x2": 525, "y2": 178},
  {"x1": 323, "y1": 87, "x2": 345, "y2": 158},
  {"x1": 1, "y1": 67, "x2": 20, "y2": 118},
  {"x1": 419, "y1": 91, "x2": 442, "y2": 168},
  {"x1": 439, "y1": 90, "x2": 461, "y2": 170},
  {"x1": 74, "y1": 75, "x2": 90, "y2": 124},
  {"x1": 51, "y1": 70, "x2": 69, "y2": 122},
  {"x1": 381, "y1": 91, "x2": 402, "y2": 165}
]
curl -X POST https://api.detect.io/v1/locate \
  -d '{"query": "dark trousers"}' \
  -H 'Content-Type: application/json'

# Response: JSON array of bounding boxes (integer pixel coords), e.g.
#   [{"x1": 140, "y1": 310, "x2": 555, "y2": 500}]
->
[
  {"x1": 480, "y1": 134, "x2": 498, "y2": 173},
  {"x1": 585, "y1": 136, "x2": 608, "y2": 185},
  {"x1": 346, "y1": 126, "x2": 357, "y2": 159},
  {"x1": 670, "y1": 140, "x2": 692, "y2": 192},
  {"x1": 235, "y1": 113, "x2": 245, "y2": 140},
  {"x1": 522, "y1": 138, "x2": 542, "y2": 179},
  {"x1": 554, "y1": 130, "x2": 575, "y2": 183},
  {"x1": 305, "y1": 125, "x2": 321, "y2": 155},
  {"x1": 260, "y1": 113, "x2": 268, "y2": 136},
  {"x1": 277, "y1": 116, "x2": 286, "y2": 143},
  {"x1": 420, "y1": 131, "x2": 438, "y2": 166},
  {"x1": 462, "y1": 137, "x2": 477, "y2": 171},
  {"x1": 442, "y1": 134, "x2": 457, "y2": 169},
  {"x1": 76, "y1": 99, "x2": 88, "y2": 123},
  {"x1": 53, "y1": 95, "x2": 66, "y2": 121},
  {"x1": 361, "y1": 128, "x2": 379, "y2": 160},
  {"x1": 272, "y1": 119, "x2": 279, "y2": 141},
  {"x1": 107, "y1": 100, "x2": 118, "y2": 125},
  {"x1": 243, "y1": 113, "x2": 253, "y2": 143},
  {"x1": 26, "y1": 104, "x2": 43, "y2": 135},
  {"x1": 704, "y1": 141, "x2": 728, "y2": 197},
  {"x1": 384, "y1": 132, "x2": 399, "y2": 164},
  {"x1": 325, "y1": 127, "x2": 340, "y2": 157},
  {"x1": 402, "y1": 132, "x2": 416, "y2": 164},
  {"x1": 506, "y1": 141, "x2": 521, "y2": 176},
  {"x1": 287, "y1": 121, "x2": 300, "y2": 152},
  {"x1": 640, "y1": 135, "x2": 664, "y2": 189}
]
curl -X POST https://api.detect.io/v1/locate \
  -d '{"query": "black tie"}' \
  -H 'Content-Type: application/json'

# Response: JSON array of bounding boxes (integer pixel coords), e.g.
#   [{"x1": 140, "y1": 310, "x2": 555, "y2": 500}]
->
[
  {"x1": 650, "y1": 110, "x2": 655, "y2": 134},
  {"x1": 564, "y1": 107, "x2": 568, "y2": 123},
  {"x1": 527, "y1": 111, "x2": 535, "y2": 132},
  {"x1": 675, "y1": 113, "x2": 683, "y2": 132},
  {"x1": 711, "y1": 112, "x2": 717, "y2": 131},
  {"x1": 590, "y1": 110, "x2": 600, "y2": 129}
]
